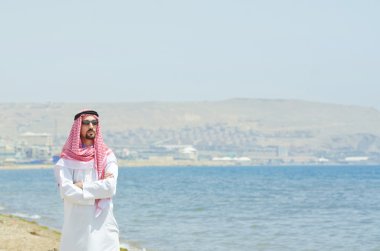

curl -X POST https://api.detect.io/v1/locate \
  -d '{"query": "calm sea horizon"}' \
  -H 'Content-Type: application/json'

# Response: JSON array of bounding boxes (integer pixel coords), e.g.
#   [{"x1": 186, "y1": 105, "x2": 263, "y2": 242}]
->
[{"x1": 1, "y1": 165, "x2": 380, "y2": 251}]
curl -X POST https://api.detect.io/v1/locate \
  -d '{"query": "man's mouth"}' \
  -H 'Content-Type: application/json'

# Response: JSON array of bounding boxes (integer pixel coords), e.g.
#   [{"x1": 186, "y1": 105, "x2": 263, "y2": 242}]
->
[
  {"x1": 86, "y1": 130, "x2": 96, "y2": 139},
  {"x1": 87, "y1": 130, "x2": 95, "y2": 136}
]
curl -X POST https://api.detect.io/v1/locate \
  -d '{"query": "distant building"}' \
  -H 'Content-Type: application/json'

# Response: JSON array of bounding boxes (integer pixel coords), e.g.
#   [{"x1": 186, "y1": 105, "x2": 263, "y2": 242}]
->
[
  {"x1": 317, "y1": 157, "x2": 329, "y2": 163},
  {"x1": 277, "y1": 146, "x2": 288, "y2": 158},
  {"x1": 0, "y1": 142, "x2": 16, "y2": 165},
  {"x1": 178, "y1": 146, "x2": 198, "y2": 160},
  {"x1": 344, "y1": 156, "x2": 369, "y2": 162},
  {"x1": 15, "y1": 132, "x2": 53, "y2": 163},
  {"x1": 19, "y1": 132, "x2": 52, "y2": 146}
]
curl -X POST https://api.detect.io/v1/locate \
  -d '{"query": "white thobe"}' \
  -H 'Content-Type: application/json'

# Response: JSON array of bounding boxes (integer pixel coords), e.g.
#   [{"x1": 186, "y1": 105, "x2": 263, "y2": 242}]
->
[{"x1": 55, "y1": 153, "x2": 120, "y2": 251}]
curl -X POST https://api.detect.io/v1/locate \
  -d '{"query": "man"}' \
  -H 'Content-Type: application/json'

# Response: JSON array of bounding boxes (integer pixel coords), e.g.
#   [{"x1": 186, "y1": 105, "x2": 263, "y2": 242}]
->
[{"x1": 55, "y1": 110, "x2": 119, "y2": 251}]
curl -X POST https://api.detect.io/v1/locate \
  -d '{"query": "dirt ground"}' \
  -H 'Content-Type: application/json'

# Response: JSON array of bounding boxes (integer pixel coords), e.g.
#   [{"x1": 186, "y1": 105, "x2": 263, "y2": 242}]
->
[{"x1": 0, "y1": 214, "x2": 60, "y2": 251}]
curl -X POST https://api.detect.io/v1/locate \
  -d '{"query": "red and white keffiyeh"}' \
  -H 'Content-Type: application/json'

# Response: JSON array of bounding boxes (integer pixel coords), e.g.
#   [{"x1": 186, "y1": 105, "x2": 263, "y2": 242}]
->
[{"x1": 60, "y1": 113, "x2": 111, "y2": 179}]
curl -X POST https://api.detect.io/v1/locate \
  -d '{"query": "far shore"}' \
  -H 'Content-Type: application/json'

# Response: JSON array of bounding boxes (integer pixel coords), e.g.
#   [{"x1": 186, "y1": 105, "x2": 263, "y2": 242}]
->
[
  {"x1": 0, "y1": 159, "x2": 377, "y2": 170},
  {"x1": 0, "y1": 159, "x2": 244, "y2": 170},
  {"x1": 0, "y1": 164, "x2": 54, "y2": 170}
]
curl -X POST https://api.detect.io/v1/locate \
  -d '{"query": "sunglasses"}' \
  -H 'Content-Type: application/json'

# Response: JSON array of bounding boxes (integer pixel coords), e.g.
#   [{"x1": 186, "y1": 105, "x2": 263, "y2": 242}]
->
[{"x1": 82, "y1": 119, "x2": 98, "y2": 126}]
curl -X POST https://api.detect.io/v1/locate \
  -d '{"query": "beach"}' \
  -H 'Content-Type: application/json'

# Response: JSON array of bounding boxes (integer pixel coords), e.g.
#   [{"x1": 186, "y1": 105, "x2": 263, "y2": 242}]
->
[
  {"x1": 0, "y1": 214, "x2": 59, "y2": 251},
  {"x1": 0, "y1": 214, "x2": 129, "y2": 251}
]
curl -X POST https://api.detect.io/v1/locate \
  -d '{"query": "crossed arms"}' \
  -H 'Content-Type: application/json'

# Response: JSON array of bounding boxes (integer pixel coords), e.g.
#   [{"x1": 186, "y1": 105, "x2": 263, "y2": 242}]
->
[{"x1": 57, "y1": 159, "x2": 118, "y2": 205}]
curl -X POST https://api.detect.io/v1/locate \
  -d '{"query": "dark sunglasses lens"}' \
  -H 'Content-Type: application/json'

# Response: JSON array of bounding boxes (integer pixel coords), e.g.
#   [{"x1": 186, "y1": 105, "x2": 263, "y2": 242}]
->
[{"x1": 82, "y1": 120, "x2": 98, "y2": 125}]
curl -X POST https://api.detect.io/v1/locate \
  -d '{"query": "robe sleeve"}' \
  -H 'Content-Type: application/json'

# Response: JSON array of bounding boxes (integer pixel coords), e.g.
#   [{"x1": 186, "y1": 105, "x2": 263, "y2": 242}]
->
[
  {"x1": 82, "y1": 153, "x2": 118, "y2": 200},
  {"x1": 57, "y1": 164, "x2": 95, "y2": 205}
]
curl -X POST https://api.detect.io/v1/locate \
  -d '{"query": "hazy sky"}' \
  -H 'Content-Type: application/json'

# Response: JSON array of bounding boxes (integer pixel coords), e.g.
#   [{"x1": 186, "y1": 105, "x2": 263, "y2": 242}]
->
[{"x1": 1, "y1": 1, "x2": 379, "y2": 108}]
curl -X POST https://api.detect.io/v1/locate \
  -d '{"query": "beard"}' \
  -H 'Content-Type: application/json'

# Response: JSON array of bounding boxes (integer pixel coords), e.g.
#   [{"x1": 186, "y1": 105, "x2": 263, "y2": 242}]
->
[{"x1": 85, "y1": 130, "x2": 96, "y2": 139}]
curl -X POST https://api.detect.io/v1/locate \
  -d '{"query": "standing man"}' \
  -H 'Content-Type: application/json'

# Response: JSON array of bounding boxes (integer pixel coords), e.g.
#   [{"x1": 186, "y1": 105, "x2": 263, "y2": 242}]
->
[{"x1": 55, "y1": 110, "x2": 119, "y2": 251}]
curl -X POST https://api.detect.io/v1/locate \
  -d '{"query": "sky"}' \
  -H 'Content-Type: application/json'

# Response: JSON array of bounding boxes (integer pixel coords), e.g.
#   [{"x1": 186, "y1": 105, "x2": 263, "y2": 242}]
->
[{"x1": 1, "y1": 0, "x2": 379, "y2": 108}]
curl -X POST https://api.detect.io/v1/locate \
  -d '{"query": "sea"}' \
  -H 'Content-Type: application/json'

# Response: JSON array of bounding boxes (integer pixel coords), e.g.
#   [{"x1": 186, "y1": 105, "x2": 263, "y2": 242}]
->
[{"x1": 1, "y1": 165, "x2": 380, "y2": 251}]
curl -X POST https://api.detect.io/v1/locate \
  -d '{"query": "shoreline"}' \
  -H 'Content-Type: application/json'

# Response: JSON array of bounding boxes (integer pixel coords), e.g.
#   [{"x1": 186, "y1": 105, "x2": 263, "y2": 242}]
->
[
  {"x1": 0, "y1": 160, "x2": 378, "y2": 170},
  {"x1": 0, "y1": 159, "x2": 246, "y2": 169},
  {"x1": 0, "y1": 214, "x2": 60, "y2": 251},
  {"x1": 0, "y1": 214, "x2": 130, "y2": 251}
]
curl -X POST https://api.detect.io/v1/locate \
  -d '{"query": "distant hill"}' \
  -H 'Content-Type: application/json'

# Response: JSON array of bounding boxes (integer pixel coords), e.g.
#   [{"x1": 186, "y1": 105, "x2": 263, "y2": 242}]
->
[
  {"x1": 1, "y1": 99, "x2": 380, "y2": 161},
  {"x1": 1, "y1": 99, "x2": 379, "y2": 135}
]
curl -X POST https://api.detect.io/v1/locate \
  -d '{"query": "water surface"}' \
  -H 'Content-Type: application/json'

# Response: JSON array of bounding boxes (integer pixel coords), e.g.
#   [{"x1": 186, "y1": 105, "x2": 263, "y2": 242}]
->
[{"x1": 0, "y1": 166, "x2": 379, "y2": 251}]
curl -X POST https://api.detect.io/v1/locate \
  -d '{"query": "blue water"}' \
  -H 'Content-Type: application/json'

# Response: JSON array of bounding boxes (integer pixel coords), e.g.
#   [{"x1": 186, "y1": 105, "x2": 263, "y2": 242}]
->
[{"x1": 1, "y1": 166, "x2": 380, "y2": 251}]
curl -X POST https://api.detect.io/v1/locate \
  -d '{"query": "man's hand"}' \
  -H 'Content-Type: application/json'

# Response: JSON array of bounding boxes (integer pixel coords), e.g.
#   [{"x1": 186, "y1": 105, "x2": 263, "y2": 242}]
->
[
  {"x1": 74, "y1": 181, "x2": 83, "y2": 189},
  {"x1": 104, "y1": 172, "x2": 114, "y2": 179},
  {"x1": 74, "y1": 173, "x2": 113, "y2": 189}
]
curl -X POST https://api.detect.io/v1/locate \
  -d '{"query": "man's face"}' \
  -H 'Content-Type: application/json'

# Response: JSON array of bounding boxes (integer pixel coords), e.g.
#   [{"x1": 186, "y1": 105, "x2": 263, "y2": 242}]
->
[{"x1": 80, "y1": 115, "x2": 98, "y2": 140}]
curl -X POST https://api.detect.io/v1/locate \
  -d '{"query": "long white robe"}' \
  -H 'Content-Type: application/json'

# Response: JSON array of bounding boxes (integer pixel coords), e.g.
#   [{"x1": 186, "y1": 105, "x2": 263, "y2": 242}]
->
[{"x1": 55, "y1": 153, "x2": 120, "y2": 251}]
